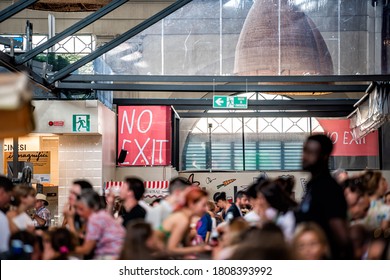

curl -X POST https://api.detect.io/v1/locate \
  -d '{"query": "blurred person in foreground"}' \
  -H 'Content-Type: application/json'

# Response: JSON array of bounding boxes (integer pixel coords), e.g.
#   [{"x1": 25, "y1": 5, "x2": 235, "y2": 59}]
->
[
  {"x1": 146, "y1": 177, "x2": 192, "y2": 230},
  {"x1": 158, "y1": 187, "x2": 211, "y2": 258},
  {"x1": 62, "y1": 180, "x2": 93, "y2": 239},
  {"x1": 296, "y1": 134, "x2": 352, "y2": 259},
  {"x1": 292, "y1": 222, "x2": 330, "y2": 260},
  {"x1": 74, "y1": 189, "x2": 125, "y2": 259},
  {"x1": 120, "y1": 220, "x2": 164, "y2": 260},
  {"x1": 7, "y1": 185, "x2": 36, "y2": 234},
  {"x1": 0, "y1": 176, "x2": 14, "y2": 257}
]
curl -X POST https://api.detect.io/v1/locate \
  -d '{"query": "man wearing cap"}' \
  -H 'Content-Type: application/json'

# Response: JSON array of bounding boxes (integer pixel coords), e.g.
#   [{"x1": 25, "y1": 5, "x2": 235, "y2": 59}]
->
[{"x1": 33, "y1": 193, "x2": 51, "y2": 229}]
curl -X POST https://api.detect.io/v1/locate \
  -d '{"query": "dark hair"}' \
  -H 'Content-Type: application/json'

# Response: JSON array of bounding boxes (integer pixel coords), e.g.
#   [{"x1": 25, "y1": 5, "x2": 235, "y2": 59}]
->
[
  {"x1": 307, "y1": 134, "x2": 333, "y2": 156},
  {"x1": 78, "y1": 189, "x2": 102, "y2": 211},
  {"x1": 235, "y1": 190, "x2": 247, "y2": 200},
  {"x1": 169, "y1": 177, "x2": 192, "y2": 194},
  {"x1": 73, "y1": 180, "x2": 93, "y2": 191},
  {"x1": 124, "y1": 177, "x2": 145, "y2": 201},
  {"x1": 246, "y1": 177, "x2": 270, "y2": 199},
  {"x1": 120, "y1": 221, "x2": 154, "y2": 260},
  {"x1": 258, "y1": 181, "x2": 297, "y2": 214},
  {"x1": 0, "y1": 176, "x2": 14, "y2": 192},
  {"x1": 343, "y1": 175, "x2": 369, "y2": 196},
  {"x1": 8, "y1": 231, "x2": 36, "y2": 260},
  {"x1": 50, "y1": 228, "x2": 76, "y2": 260},
  {"x1": 275, "y1": 176, "x2": 295, "y2": 196},
  {"x1": 213, "y1": 191, "x2": 227, "y2": 202},
  {"x1": 230, "y1": 225, "x2": 291, "y2": 260}
]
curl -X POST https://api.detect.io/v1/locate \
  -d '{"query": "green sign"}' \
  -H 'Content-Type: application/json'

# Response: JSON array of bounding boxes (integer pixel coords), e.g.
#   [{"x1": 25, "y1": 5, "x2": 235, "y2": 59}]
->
[
  {"x1": 213, "y1": 96, "x2": 248, "y2": 109},
  {"x1": 72, "y1": 114, "x2": 90, "y2": 132}
]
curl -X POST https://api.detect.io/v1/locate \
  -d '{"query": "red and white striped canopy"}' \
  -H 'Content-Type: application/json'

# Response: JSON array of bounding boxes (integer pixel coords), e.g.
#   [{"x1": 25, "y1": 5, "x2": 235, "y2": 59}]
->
[{"x1": 105, "y1": 181, "x2": 169, "y2": 190}]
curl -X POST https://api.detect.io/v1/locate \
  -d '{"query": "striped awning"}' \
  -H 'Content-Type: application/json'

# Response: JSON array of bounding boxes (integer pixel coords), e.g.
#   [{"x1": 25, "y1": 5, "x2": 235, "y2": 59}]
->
[{"x1": 105, "y1": 181, "x2": 169, "y2": 190}]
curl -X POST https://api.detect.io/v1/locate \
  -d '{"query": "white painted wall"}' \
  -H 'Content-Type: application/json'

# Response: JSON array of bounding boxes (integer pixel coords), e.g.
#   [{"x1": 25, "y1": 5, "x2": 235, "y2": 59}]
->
[{"x1": 179, "y1": 171, "x2": 311, "y2": 202}]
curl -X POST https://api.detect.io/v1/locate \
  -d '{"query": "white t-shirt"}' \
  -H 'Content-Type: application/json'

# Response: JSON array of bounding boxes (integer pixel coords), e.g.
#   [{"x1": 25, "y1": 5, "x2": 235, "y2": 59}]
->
[
  {"x1": 0, "y1": 211, "x2": 10, "y2": 253},
  {"x1": 12, "y1": 212, "x2": 34, "y2": 231},
  {"x1": 146, "y1": 200, "x2": 173, "y2": 230}
]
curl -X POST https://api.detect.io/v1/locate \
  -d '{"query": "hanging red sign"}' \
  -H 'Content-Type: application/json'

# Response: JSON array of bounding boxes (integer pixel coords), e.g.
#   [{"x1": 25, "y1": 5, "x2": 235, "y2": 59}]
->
[
  {"x1": 317, "y1": 119, "x2": 379, "y2": 156},
  {"x1": 117, "y1": 106, "x2": 171, "y2": 166}
]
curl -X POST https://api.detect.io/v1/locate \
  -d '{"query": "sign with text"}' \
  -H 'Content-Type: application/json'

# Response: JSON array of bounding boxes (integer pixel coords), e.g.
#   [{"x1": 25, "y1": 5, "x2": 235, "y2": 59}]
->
[
  {"x1": 318, "y1": 119, "x2": 379, "y2": 156},
  {"x1": 118, "y1": 106, "x2": 171, "y2": 166},
  {"x1": 213, "y1": 96, "x2": 248, "y2": 109},
  {"x1": 3, "y1": 151, "x2": 51, "y2": 182}
]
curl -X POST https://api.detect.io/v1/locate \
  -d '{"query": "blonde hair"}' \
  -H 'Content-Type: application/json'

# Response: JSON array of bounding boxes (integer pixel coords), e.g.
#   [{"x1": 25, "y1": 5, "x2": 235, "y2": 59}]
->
[
  {"x1": 11, "y1": 185, "x2": 36, "y2": 206},
  {"x1": 292, "y1": 222, "x2": 329, "y2": 258}
]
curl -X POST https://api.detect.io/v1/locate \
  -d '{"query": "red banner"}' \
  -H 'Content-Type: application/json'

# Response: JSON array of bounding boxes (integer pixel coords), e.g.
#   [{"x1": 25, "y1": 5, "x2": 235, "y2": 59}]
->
[
  {"x1": 118, "y1": 106, "x2": 171, "y2": 166},
  {"x1": 318, "y1": 119, "x2": 378, "y2": 156}
]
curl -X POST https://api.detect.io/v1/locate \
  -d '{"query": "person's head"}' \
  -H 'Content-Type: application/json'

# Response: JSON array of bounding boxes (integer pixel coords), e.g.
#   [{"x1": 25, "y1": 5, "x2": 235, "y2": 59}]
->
[
  {"x1": 235, "y1": 191, "x2": 249, "y2": 209},
  {"x1": 75, "y1": 189, "x2": 102, "y2": 219},
  {"x1": 35, "y1": 193, "x2": 48, "y2": 210},
  {"x1": 120, "y1": 177, "x2": 145, "y2": 202},
  {"x1": 8, "y1": 231, "x2": 37, "y2": 260},
  {"x1": 302, "y1": 134, "x2": 333, "y2": 173},
  {"x1": 222, "y1": 218, "x2": 250, "y2": 247},
  {"x1": 168, "y1": 177, "x2": 192, "y2": 205},
  {"x1": 11, "y1": 185, "x2": 36, "y2": 208},
  {"x1": 214, "y1": 192, "x2": 228, "y2": 208},
  {"x1": 0, "y1": 175, "x2": 14, "y2": 208},
  {"x1": 362, "y1": 170, "x2": 386, "y2": 197},
  {"x1": 50, "y1": 228, "x2": 76, "y2": 260},
  {"x1": 120, "y1": 221, "x2": 159, "y2": 260},
  {"x1": 256, "y1": 181, "x2": 297, "y2": 214},
  {"x1": 292, "y1": 222, "x2": 329, "y2": 260},
  {"x1": 230, "y1": 225, "x2": 290, "y2": 260},
  {"x1": 69, "y1": 180, "x2": 93, "y2": 206},
  {"x1": 384, "y1": 191, "x2": 390, "y2": 206},
  {"x1": 184, "y1": 188, "x2": 208, "y2": 217},
  {"x1": 206, "y1": 200, "x2": 216, "y2": 213},
  {"x1": 343, "y1": 175, "x2": 368, "y2": 207},
  {"x1": 275, "y1": 175, "x2": 295, "y2": 199}
]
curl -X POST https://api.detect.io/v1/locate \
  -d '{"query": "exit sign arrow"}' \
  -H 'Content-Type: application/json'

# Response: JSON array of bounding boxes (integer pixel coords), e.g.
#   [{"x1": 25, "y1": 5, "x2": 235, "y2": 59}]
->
[
  {"x1": 213, "y1": 95, "x2": 248, "y2": 109},
  {"x1": 215, "y1": 97, "x2": 224, "y2": 106}
]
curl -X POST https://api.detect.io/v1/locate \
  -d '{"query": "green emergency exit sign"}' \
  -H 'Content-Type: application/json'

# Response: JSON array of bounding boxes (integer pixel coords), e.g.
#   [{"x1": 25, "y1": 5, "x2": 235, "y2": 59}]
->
[{"x1": 213, "y1": 96, "x2": 248, "y2": 109}]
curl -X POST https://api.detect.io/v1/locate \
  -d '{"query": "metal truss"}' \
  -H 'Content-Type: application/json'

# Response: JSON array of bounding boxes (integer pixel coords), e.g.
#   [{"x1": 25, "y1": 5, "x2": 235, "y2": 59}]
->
[
  {"x1": 0, "y1": 0, "x2": 38, "y2": 23},
  {"x1": 14, "y1": 0, "x2": 129, "y2": 64},
  {"x1": 113, "y1": 98, "x2": 357, "y2": 118},
  {"x1": 46, "y1": 0, "x2": 193, "y2": 84}
]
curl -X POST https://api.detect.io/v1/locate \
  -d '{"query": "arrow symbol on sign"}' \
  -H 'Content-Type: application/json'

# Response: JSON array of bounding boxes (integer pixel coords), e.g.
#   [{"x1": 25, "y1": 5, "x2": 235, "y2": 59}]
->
[{"x1": 216, "y1": 98, "x2": 224, "y2": 106}]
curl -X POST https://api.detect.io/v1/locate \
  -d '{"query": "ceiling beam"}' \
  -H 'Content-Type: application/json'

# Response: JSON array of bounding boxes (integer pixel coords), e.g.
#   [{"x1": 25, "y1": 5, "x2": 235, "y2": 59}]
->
[
  {"x1": 0, "y1": 0, "x2": 38, "y2": 23},
  {"x1": 57, "y1": 82, "x2": 367, "y2": 92}
]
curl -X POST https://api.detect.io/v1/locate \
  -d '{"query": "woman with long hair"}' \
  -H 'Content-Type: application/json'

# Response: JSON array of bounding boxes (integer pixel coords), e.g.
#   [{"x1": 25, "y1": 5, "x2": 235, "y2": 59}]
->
[
  {"x1": 120, "y1": 220, "x2": 163, "y2": 260},
  {"x1": 158, "y1": 187, "x2": 211, "y2": 257}
]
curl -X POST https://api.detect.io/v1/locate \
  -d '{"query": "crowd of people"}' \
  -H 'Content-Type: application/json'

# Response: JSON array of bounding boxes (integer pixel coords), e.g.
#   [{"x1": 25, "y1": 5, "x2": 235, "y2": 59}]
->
[{"x1": 0, "y1": 134, "x2": 390, "y2": 260}]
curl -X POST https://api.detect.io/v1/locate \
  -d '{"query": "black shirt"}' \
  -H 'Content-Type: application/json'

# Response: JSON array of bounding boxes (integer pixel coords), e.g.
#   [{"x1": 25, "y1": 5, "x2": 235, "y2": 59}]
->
[
  {"x1": 121, "y1": 204, "x2": 146, "y2": 228},
  {"x1": 226, "y1": 203, "x2": 242, "y2": 219},
  {"x1": 296, "y1": 173, "x2": 349, "y2": 259}
]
